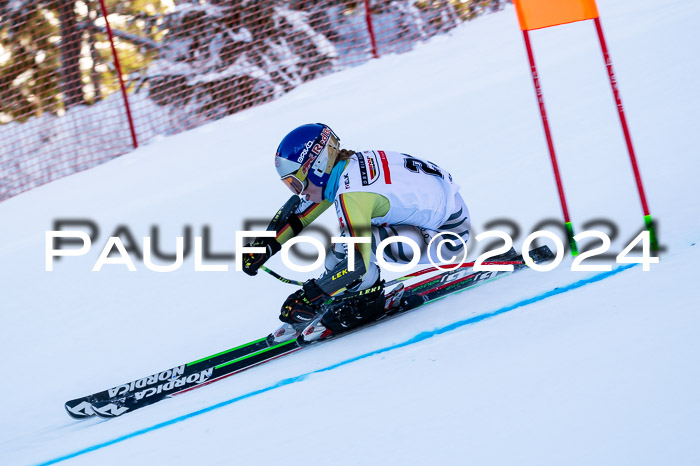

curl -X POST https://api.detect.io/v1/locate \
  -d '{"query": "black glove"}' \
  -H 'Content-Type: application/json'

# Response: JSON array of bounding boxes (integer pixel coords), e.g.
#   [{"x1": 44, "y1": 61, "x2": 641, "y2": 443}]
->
[
  {"x1": 242, "y1": 237, "x2": 281, "y2": 276},
  {"x1": 280, "y1": 279, "x2": 330, "y2": 324}
]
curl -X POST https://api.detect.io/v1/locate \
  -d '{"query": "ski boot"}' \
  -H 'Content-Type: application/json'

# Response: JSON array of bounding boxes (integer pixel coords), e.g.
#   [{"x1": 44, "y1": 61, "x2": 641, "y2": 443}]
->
[
  {"x1": 299, "y1": 282, "x2": 405, "y2": 344},
  {"x1": 268, "y1": 282, "x2": 328, "y2": 345}
]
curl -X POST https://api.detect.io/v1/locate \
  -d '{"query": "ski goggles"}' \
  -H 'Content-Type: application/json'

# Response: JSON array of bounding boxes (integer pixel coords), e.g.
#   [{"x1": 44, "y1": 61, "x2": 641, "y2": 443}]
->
[
  {"x1": 281, "y1": 172, "x2": 307, "y2": 195},
  {"x1": 279, "y1": 127, "x2": 339, "y2": 195}
]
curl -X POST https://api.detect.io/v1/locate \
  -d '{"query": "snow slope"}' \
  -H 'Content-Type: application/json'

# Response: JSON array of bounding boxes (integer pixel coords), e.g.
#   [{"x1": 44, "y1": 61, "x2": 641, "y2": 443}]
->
[{"x1": 1, "y1": 0, "x2": 699, "y2": 464}]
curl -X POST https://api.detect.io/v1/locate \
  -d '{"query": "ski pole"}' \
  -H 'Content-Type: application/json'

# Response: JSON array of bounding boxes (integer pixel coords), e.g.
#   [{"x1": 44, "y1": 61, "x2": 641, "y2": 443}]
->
[
  {"x1": 261, "y1": 261, "x2": 525, "y2": 288},
  {"x1": 261, "y1": 266, "x2": 305, "y2": 286}
]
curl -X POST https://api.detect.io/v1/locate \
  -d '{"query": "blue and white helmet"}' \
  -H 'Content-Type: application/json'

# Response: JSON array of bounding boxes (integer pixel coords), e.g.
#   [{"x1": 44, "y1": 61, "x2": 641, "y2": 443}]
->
[{"x1": 275, "y1": 123, "x2": 340, "y2": 194}]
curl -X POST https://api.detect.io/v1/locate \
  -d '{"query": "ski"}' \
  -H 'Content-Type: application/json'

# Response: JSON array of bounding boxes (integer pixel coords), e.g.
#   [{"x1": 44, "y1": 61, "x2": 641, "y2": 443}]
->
[
  {"x1": 84, "y1": 245, "x2": 554, "y2": 419},
  {"x1": 67, "y1": 198, "x2": 309, "y2": 418},
  {"x1": 64, "y1": 336, "x2": 273, "y2": 418},
  {"x1": 90, "y1": 338, "x2": 303, "y2": 418}
]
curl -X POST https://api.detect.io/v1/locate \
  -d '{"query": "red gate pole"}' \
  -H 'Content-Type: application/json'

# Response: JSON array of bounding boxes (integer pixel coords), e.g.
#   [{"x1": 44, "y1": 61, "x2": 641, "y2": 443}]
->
[
  {"x1": 97, "y1": 0, "x2": 138, "y2": 149},
  {"x1": 522, "y1": 29, "x2": 578, "y2": 256},
  {"x1": 362, "y1": 0, "x2": 379, "y2": 59},
  {"x1": 593, "y1": 17, "x2": 657, "y2": 250}
]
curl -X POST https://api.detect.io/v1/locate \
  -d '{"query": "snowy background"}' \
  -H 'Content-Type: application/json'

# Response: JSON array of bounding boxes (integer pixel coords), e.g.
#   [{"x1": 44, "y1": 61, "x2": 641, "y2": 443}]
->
[{"x1": 1, "y1": 0, "x2": 699, "y2": 464}]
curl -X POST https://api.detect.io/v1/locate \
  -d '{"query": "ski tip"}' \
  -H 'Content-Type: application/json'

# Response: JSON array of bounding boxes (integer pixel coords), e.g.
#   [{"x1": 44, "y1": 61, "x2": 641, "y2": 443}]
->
[
  {"x1": 64, "y1": 400, "x2": 96, "y2": 419},
  {"x1": 528, "y1": 245, "x2": 555, "y2": 262}
]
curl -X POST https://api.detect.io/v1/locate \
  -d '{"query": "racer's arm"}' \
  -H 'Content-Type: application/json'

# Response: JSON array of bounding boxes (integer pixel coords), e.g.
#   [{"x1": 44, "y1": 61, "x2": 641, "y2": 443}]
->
[
  {"x1": 315, "y1": 191, "x2": 389, "y2": 296},
  {"x1": 274, "y1": 198, "x2": 332, "y2": 245},
  {"x1": 242, "y1": 197, "x2": 332, "y2": 275}
]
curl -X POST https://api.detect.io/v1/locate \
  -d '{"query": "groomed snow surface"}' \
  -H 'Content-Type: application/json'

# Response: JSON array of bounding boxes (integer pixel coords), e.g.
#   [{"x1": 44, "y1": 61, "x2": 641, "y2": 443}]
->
[{"x1": 1, "y1": 0, "x2": 699, "y2": 464}]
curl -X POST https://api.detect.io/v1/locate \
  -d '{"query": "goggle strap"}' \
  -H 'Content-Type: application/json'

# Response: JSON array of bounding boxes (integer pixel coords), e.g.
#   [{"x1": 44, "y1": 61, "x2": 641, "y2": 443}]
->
[{"x1": 324, "y1": 133, "x2": 341, "y2": 174}]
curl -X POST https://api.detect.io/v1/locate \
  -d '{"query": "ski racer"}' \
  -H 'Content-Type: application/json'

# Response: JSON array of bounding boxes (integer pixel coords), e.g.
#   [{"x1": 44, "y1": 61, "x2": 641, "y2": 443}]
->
[{"x1": 242, "y1": 123, "x2": 471, "y2": 343}]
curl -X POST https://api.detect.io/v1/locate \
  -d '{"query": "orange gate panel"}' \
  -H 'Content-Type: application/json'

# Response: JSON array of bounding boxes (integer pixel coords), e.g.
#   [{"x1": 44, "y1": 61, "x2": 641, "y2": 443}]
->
[{"x1": 513, "y1": 0, "x2": 599, "y2": 31}]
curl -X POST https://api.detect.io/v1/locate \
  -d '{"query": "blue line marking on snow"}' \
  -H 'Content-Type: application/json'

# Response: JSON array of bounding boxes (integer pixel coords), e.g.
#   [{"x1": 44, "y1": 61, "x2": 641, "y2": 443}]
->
[{"x1": 36, "y1": 263, "x2": 636, "y2": 466}]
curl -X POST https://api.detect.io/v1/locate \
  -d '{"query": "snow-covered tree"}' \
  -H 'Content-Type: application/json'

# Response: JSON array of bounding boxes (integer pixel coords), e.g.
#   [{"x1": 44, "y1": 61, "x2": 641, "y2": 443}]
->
[{"x1": 138, "y1": 0, "x2": 338, "y2": 130}]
